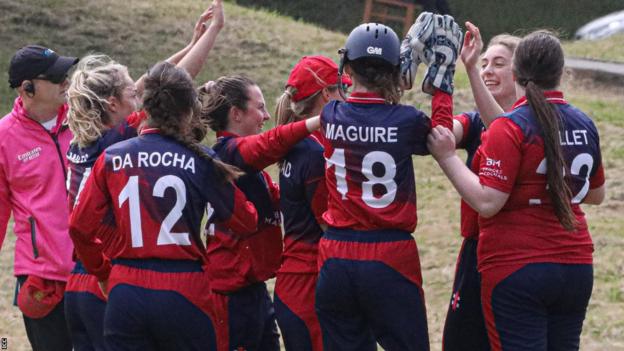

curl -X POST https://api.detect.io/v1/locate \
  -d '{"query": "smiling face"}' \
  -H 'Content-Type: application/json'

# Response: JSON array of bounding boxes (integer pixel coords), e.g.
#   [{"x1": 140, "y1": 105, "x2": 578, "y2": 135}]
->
[
  {"x1": 235, "y1": 84, "x2": 270, "y2": 136},
  {"x1": 480, "y1": 44, "x2": 517, "y2": 108}
]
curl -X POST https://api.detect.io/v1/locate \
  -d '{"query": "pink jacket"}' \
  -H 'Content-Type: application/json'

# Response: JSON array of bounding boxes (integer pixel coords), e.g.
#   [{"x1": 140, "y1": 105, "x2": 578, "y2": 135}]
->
[{"x1": 0, "y1": 97, "x2": 74, "y2": 282}]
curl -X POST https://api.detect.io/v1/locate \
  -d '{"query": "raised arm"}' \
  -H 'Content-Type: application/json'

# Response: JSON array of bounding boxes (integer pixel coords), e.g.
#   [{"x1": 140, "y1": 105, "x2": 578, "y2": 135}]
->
[
  {"x1": 177, "y1": 0, "x2": 225, "y2": 79},
  {"x1": 135, "y1": 1, "x2": 223, "y2": 93},
  {"x1": 462, "y1": 22, "x2": 504, "y2": 127}
]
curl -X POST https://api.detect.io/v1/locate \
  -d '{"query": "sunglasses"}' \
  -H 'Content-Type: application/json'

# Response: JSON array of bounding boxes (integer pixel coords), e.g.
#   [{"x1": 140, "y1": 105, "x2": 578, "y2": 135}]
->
[{"x1": 34, "y1": 73, "x2": 68, "y2": 85}]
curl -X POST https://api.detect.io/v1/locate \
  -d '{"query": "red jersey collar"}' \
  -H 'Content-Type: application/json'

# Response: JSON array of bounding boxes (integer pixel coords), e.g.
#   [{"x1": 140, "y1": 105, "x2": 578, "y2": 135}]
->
[
  {"x1": 140, "y1": 127, "x2": 160, "y2": 135},
  {"x1": 217, "y1": 130, "x2": 239, "y2": 138},
  {"x1": 512, "y1": 90, "x2": 567, "y2": 110},
  {"x1": 347, "y1": 92, "x2": 386, "y2": 104}
]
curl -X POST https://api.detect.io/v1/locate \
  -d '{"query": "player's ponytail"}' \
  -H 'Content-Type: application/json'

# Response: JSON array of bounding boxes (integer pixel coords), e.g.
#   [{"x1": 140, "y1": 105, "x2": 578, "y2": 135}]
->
[
  {"x1": 275, "y1": 85, "x2": 333, "y2": 127},
  {"x1": 514, "y1": 30, "x2": 576, "y2": 231},
  {"x1": 143, "y1": 62, "x2": 242, "y2": 183},
  {"x1": 67, "y1": 54, "x2": 131, "y2": 148}
]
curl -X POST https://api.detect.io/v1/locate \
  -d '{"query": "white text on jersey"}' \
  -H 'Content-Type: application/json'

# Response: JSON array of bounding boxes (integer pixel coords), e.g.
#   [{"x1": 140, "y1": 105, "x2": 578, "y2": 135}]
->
[
  {"x1": 325, "y1": 123, "x2": 398, "y2": 143},
  {"x1": 559, "y1": 129, "x2": 588, "y2": 146},
  {"x1": 112, "y1": 152, "x2": 196, "y2": 174}
]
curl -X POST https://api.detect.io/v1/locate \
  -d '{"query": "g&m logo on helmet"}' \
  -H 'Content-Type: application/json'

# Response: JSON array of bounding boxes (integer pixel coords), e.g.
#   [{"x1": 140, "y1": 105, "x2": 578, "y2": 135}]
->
[
  {"x1": 366, "y1": 46, "x2": 383, "y2": 55},
  {"x1": 42, "y1": 49, "x2": 55, "y2": 57}
]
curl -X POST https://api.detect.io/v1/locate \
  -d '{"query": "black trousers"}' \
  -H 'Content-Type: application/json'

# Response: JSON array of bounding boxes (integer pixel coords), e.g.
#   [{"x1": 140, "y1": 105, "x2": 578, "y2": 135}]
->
[{"x1": 16, "y1": 276, "x2": 72, "y2": 351}]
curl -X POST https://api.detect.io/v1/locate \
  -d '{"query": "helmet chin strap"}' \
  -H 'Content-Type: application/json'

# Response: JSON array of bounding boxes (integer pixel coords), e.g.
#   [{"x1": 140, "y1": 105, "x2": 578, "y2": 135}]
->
[{"x1": 337, "y1": 48, "x2": 347, "y2": 100}]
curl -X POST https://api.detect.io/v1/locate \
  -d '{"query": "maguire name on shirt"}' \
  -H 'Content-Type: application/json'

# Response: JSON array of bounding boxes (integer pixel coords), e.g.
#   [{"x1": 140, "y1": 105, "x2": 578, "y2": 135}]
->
[{"x1": 325, "y1": 123, "x2": 398, "y2": 143}]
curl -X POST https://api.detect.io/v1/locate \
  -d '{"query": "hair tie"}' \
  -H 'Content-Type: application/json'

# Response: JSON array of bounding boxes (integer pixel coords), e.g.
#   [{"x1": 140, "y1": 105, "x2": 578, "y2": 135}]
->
[
  {"x1": 284, "y1": 89, "x2": 293, "y2": 98},
  {"x1": 206, "y1": 81, "x2": 216, "y2": 89}
]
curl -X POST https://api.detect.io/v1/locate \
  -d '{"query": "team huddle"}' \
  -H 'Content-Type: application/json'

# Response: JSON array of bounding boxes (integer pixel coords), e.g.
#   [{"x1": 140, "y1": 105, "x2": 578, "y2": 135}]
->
[{"x1": 0, "y1": 0, "x2": 606, "y2": 350}]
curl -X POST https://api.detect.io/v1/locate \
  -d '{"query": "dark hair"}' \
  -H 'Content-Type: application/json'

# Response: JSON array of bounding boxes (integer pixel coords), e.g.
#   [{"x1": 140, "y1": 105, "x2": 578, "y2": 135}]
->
[
  {"x1": 513, "y1": 30, "x2": 576, "y2": 231},
  {"x1": 198, "y1": 75, "x2": 257, "y2": 132},
  {"x1": 347, "y1": 57, "x2": 402, "y2": 104},
  {"x1": 142, "y1": 62, "x2": 242, "y2": 182}
]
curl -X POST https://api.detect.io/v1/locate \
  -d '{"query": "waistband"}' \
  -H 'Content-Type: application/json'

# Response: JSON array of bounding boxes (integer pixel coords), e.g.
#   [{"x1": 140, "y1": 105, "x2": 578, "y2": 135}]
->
[
  {"x1": 324, "y1": 227, "x2": 413, "y2": 243},
  {"x1": 112, "y1": 258, "x2": 203, "y2": 273}
]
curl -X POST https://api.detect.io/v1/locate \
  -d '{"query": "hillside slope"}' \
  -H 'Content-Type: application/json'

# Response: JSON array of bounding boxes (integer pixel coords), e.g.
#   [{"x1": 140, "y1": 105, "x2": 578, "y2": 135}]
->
[{"x1": 0, "y1": 0, "x2": 349, "y2": 115}]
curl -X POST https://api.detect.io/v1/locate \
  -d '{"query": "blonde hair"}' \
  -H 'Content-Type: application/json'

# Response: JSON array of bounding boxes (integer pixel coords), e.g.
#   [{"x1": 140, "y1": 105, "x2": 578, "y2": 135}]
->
[
  {"x1": 67, "y1": 54, "x2": 131, "y2": 148},
  {"x1": 487, "y1": 34, "x2": 521, "y2": 55},
  {"x1": 275, "y1": 86, "x2": 336, "y2": 127}
]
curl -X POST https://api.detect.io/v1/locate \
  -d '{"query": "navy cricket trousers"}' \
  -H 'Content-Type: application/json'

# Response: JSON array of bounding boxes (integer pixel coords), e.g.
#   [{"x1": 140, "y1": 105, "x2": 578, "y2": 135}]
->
[{"x1": 481, "y1": 263, "x2": 593, "y2": 351}]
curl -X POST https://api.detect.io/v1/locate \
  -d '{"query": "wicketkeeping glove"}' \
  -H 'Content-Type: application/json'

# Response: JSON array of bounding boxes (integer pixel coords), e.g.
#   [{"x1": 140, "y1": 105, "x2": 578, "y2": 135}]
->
[
  {"x1": 399, "y1": 12, "x2": 435, "y2": 90},
  {"x1": 421, "y1": 14, "x2": 463, "y2": 95}
]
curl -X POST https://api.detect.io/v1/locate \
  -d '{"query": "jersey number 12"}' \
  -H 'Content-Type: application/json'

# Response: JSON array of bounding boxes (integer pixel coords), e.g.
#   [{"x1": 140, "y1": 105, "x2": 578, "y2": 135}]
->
[{"x1": 119, "y1": 175, "x2": 191, "y2": 248}]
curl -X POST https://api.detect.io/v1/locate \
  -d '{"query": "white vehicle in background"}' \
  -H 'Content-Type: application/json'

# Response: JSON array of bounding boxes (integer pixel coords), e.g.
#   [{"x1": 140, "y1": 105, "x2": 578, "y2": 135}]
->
[{"x1": 575, "y1": 10, "x2": 624, "y2": 40}]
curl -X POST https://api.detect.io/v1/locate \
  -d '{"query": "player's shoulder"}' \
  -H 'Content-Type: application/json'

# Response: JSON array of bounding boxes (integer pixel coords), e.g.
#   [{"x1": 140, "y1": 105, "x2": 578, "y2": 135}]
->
[{"x1": 494, "y1": 106, "x2": 534, "y2": 135}]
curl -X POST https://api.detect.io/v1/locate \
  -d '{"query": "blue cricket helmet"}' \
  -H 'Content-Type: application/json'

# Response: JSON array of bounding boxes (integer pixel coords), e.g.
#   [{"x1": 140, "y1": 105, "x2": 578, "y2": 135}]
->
[{"x1": 342, "y1": 23, "x2": 401, "y2": 66}]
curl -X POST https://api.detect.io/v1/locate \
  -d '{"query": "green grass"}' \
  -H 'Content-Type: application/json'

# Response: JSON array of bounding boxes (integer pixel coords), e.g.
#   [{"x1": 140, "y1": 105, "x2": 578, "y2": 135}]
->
[
  {"x1": 1, "y1": 0, "x2": 623, "y2": 350},
  {"x1": 563, "y1": 34, "x2": 624, "y2": 63}
]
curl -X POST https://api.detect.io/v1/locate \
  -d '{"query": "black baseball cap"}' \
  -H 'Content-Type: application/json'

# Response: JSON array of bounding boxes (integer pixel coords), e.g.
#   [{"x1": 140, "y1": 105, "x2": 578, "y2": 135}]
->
[{"x1": 8, "y1": 45, "x2": 79, "y2": 88}]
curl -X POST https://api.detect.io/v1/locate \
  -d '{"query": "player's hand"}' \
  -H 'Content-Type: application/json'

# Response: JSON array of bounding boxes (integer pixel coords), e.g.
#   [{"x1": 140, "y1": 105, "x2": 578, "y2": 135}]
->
[
  {"x1": 460, "y1": 21, "x2": 483, "y2": 71},
  {"x1": 422, "y1": 14, "x2": 463, "y2": 95},
  {"x1": 191, "y1": 7, "x2": 212, "y2": 45},
  {"x1": 427, "y1": 125, "x2": 456, "y2": 161},
  {"x1": 209, "y1": 0, "x2": 225, "y2": 31},
  {"x1": 98, "y1": 279, "x2": 109, "y2": 299},
  {"x1": 400, "y1": 12, "x2": 435, "y2": 90},
  {"x1": 190, "y1": 0, "x2": 225, "y2": 45}
]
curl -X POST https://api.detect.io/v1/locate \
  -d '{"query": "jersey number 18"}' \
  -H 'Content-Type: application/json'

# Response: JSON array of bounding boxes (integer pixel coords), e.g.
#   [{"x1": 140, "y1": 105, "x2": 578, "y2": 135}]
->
[{"x1": 327, "y1": 148, "x2": 397, "y2": 209}]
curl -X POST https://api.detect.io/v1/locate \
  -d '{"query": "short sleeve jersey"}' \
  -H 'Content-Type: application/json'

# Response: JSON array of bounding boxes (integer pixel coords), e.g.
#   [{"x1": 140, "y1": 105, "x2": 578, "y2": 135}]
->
[
  {"x1": 320, "y1": 92, "x2": 432, "y2": 232},
  {"x1": 279, "y1": 132, "x2": 327, "y2": 273},
  {"x1": 476, "y1": 91, "x2": 605, "y2": 271}
]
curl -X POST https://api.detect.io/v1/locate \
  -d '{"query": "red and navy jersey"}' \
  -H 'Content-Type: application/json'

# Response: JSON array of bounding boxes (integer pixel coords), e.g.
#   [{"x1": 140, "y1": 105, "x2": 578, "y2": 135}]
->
[
  {"x1": 455, "y1": 111, "x2": 485, "y2": 239},
  {"x1": 66, "y1": 111, "x2": 146, "y2": 211},
  {"x1": 320, "y1": 91, "x2": 453, "y2": 232},
  {"x1": 69, "y1": 129, "x2": 258, "y2": 281},
  {"x1": 207, "y1": 120, "x2": 311, "y2": 292},
  {"x1": 476, "y1": 91, "x2": 605, "y2": 272},
  {"x1": 278, "y1": 131, "x2": 327, "y2": 274}
]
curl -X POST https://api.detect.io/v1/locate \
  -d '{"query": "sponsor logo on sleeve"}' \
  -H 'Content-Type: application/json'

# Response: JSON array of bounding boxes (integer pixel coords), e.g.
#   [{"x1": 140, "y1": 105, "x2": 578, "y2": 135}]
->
[
  {"x1": 17, "y1": 147, "x2": 42, "y2": 163},
  {"x1": 480, "y1": 157, "x2": 507, "y2": 181}
]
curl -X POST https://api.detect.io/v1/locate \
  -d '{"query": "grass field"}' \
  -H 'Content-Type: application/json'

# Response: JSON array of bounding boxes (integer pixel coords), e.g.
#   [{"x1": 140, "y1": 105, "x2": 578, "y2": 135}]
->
[
  {"x1": 564, "y1": 34, "x2": 624, "y2": 63},
  {"x1": 0, "y1": 0, "x2": 623, "y2": 350}
]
